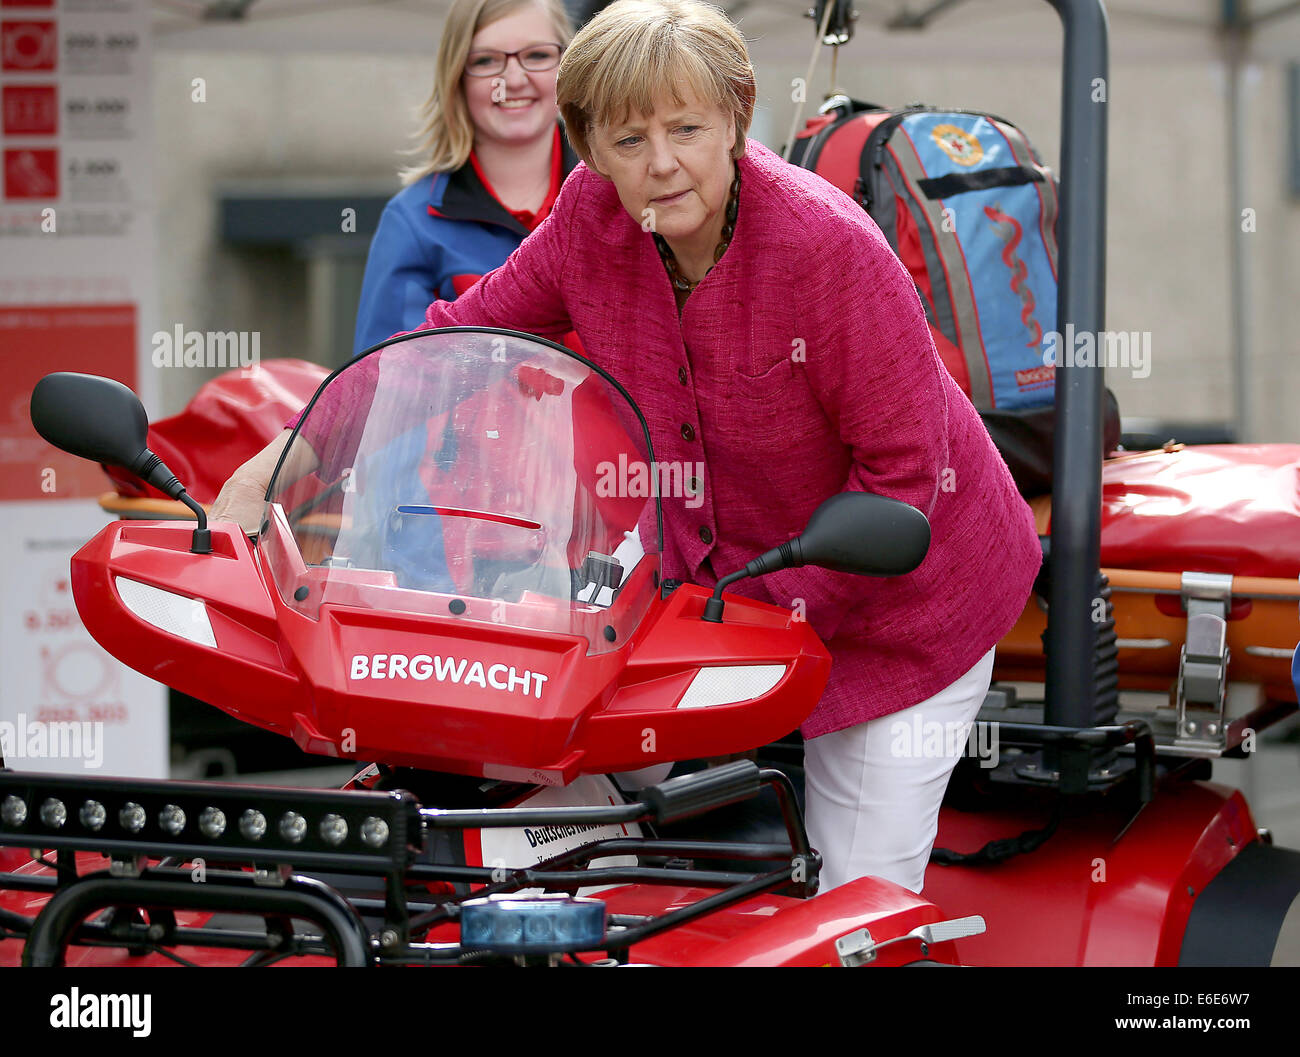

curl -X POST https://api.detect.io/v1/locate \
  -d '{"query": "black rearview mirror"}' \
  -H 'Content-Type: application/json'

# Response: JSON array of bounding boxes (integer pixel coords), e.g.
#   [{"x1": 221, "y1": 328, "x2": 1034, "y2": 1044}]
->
[
  {"x1": 702, "y1": 492, "x2": 930, "y2": 623},
  {"x1": 31, "y1": 372, "x2": 151, "y2": 472},
  {"x1": 30, "y1": 372, "x2": 212, "y2": 554},
  {"x1": 790, "y1": 492, "x2": 930, "y2": 577}
]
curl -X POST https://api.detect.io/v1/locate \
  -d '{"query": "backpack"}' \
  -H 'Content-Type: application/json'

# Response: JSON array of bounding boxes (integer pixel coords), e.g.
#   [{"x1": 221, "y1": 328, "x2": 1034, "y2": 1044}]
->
[{"x1": 789, "y1": 99, "x2": 1117, "y2": 496}]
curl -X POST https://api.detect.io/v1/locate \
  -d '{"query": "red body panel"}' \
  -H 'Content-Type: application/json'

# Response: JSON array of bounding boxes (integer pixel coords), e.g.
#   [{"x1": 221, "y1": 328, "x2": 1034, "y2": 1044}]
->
[
  {"x1": 70, "y1": 520, "x2": 831, "y2": 781},
  {"x1": 611, "y1": 879, "x2": 961, "y2": 967},
  {"x1": 1092, "y1": 444, "x2": 1300, "y2": 580},
  {"x1": 923, "y1": 781, "x2": 1255, "y2": 966}
]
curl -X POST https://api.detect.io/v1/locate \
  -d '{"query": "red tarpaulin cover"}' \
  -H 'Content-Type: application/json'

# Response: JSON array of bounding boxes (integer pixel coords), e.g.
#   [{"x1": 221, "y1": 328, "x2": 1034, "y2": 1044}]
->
[
  {"x1": 104, "y1": 360, "x2": 327, "y2": 506},
  {"x1": 1043, "y1": 444, "x2": 1300, "y2": 580}
]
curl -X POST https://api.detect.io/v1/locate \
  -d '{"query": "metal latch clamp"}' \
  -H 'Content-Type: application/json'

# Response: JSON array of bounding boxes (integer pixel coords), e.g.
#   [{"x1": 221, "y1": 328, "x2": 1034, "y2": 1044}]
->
[
  {"x1": 1175, "y1": 572, "x2": 1232, "y2": 747},
  {"x1": 835, "y1": 915, "x2": 986, "y2": 966}
]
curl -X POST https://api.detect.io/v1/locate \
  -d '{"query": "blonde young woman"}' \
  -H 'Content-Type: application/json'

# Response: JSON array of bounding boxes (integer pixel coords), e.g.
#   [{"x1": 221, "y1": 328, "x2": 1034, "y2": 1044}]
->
[
  {"x1": 352, "y1": 0, "x2": 581, "y2": 355},
  {"x1": 214, "y1": 0, "x2": 1040, "y2": 895}
]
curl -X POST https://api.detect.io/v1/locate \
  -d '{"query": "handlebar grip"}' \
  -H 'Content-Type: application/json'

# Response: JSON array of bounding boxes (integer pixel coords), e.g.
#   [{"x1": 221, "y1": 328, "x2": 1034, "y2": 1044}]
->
[{"x1": 640, "y1": 760, "x2": 762, "y2": 825}]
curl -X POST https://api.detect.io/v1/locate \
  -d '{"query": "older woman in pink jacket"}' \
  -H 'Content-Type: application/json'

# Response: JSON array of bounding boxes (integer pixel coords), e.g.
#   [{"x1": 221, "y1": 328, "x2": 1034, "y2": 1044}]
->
[{"x1": 214, "y1": 0, "x2": 1040, "y2": 895}]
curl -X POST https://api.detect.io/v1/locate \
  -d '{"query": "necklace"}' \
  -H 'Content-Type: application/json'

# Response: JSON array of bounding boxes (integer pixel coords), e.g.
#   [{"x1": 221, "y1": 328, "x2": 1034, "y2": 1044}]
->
[{"x1": 652, "y1": 165, "x2": 741, "y2": 293}]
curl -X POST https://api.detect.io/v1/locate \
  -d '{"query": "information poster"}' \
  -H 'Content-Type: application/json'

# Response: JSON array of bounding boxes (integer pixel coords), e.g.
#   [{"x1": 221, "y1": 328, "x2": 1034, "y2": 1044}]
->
[{"x1": 0, "y1": 0, "x2": 164, "y2": 777}]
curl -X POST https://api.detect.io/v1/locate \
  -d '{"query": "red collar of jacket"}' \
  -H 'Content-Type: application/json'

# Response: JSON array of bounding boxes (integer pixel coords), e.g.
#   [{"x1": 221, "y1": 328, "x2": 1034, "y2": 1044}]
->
[{"x1": 428, "y1": 122, "x2": 579, "y2": 237}]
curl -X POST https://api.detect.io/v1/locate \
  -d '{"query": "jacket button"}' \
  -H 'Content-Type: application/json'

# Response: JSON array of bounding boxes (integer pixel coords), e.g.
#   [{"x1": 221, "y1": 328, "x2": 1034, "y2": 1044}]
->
[
  {"x1": 678, "y1": 367, "x2": 688, "y2": 385},
  {"x1": 685, "y1": 476, "x2": 701, "y2": 496},
  {"x1": 699, "y1": 526, "x2": 713, "y2": 544},
  {"x1": 681, "y1": 423, "x2": 695, "y2": 441}
]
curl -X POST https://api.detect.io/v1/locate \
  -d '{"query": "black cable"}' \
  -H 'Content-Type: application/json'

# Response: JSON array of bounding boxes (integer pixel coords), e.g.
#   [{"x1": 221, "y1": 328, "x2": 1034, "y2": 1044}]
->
[
  {"x1": 149, "y1": 945, "x2": 202, "y2": 968},
  {"x1": 930, "y1": 797, "x2": 1063, "y2": 866}
]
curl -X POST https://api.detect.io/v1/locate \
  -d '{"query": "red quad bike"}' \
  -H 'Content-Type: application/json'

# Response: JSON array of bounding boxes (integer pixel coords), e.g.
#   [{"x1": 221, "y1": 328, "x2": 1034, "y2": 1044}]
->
[
  {"x1": 3, "y1": 0, "x2": 1299, "y2": 968},
  {"x1": 5, "y1": 328, "x2": 965, "y2": 967}
]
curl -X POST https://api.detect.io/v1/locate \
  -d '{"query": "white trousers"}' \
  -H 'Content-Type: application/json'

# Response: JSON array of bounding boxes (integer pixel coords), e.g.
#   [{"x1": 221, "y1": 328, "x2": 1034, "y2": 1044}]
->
[{"x1": 804, "y1": 645, "x2": 996, "y2": 895}]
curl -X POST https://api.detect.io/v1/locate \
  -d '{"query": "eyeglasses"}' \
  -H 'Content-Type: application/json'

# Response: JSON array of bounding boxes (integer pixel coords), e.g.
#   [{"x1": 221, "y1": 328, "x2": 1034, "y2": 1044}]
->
[{"x1": 464, "y1": 42, "x2": 563, "y2": 78}]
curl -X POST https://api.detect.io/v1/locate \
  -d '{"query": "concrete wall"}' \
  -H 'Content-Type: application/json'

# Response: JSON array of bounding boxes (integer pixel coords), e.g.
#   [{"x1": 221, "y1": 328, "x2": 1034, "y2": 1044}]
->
[
  {"x1": 151, "y1": 54, "x2": 425, "y2": 412},
  {"x1": 152, "y1": 18, "x2": 1299, "y2": 443}
]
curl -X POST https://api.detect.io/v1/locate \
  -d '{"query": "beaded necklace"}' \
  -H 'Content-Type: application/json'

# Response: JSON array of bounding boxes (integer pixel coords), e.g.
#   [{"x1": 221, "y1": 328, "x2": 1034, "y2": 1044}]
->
[{"x1": 651, "y1": 164, "x2": 740, "y2": 294}]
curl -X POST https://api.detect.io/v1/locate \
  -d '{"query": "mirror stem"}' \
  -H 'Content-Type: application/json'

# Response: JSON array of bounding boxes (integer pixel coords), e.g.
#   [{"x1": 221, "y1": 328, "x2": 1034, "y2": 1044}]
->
[
  {"x1": 702, "y1": 569, "x2": 749, "y2": 623},
  {"x1": 745, "y1": 541, "x2": 799, "y2": 578},
  {"x1": 703, "y1": 541, "x2": 799, "y2": 622},
  {"x1": 177, "y1": 492, "x2": 211, "y2": 554},
  {"x1": 129, "y1": 451, "x2": 210, "y2": 554}
]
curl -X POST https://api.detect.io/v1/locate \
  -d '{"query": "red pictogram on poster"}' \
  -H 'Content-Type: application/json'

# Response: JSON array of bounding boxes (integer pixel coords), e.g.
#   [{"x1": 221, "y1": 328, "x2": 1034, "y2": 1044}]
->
[
  {"x1": 3, "y1": 147, "x2": 58, "y2": 199},
  {"x1": 1, "y1": 20, "x2": 56, "y2": 71},
  {"x1": 2, "y1": 83, "x2": 57, "y2": 135}
]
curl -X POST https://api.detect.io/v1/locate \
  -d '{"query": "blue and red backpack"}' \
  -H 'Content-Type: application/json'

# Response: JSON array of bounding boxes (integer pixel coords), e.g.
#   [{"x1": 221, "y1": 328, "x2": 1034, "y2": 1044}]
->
[{"x1": 789, "y1": 98, "x2": 1118, "y2": 496}]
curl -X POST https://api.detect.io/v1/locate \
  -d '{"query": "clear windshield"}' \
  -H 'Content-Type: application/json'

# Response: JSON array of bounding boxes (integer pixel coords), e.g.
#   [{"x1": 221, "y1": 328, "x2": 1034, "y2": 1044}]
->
[{"x1": 259, "y1": 329, "x2": 661, "y2": 655}]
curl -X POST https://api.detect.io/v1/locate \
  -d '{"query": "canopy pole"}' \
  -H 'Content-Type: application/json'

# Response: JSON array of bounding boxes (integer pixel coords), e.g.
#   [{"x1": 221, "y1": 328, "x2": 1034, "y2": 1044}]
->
[
  {"x1": 1223, "y1": 0, "x2": 1254, "y2": 442},
  {"x1": 1042, "y1": 0, "x2": 1108, "y2": 783}
]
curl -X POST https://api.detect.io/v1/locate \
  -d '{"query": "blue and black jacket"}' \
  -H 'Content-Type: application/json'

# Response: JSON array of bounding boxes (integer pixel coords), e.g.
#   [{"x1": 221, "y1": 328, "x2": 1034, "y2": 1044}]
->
[{"x1": 353, "y1": 124, "x2": 581, "y2": 357}]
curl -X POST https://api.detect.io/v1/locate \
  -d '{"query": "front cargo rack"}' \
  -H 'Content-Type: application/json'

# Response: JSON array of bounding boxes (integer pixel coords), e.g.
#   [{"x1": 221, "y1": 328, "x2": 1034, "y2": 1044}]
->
[{"x1": 0, "y1": 761, "x2": 814, "y2": 966}]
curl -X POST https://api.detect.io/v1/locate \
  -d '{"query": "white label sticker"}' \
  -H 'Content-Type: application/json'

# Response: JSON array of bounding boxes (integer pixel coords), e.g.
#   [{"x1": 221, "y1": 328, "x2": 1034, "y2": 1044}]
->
[{"x1": 476, "y1": 775, "x2": 641, "y2": 896}]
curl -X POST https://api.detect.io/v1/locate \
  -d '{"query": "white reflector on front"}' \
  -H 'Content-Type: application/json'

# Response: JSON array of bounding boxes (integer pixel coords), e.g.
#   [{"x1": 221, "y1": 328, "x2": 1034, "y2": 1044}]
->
[
  {"x1": 676, "y1": 665, "x2": 786, "y2": 709},
  {"x1": 115, "y1": 576, "x2": 217, "y2": 648}
]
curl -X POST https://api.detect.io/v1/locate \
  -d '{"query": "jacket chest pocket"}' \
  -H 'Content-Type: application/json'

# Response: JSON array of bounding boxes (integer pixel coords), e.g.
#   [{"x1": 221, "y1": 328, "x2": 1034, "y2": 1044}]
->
[
  {"x1": 707, "y1": 356, "x2": 800, "y2": 456},
  {"x1": 733, "y1": 353, "x2": 794, "y2": 389}
]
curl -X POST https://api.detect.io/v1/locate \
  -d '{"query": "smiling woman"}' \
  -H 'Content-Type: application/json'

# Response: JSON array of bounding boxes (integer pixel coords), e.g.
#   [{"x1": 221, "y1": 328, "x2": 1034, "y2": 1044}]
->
[
  {"x1": 212, "y1": 0, "x2": 1042, "y2": 899},
  {"x1": 349, "y1": 0, "x2": 581, "y2": 356}
]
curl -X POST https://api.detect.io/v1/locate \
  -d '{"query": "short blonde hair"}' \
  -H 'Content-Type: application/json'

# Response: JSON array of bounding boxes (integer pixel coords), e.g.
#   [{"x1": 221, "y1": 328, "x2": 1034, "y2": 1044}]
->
[
  {"x1": 556, "y1": 0, "x2": 755, "y2": 170},
  {"x1": 399, "y1": 0, "x2": 574, "y2": 185}
]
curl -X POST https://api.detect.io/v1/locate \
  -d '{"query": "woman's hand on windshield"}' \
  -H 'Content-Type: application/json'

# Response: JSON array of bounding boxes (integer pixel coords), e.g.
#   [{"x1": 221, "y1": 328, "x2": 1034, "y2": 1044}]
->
[
  {"x1": 211, "y1": 429, "x2": 312, "y2": 536},
  {"x1": 515, "y1": 363, "x2": 567, "y2": 401},
  {"x1": 514, "y1": 353, "x2": 588, "y2": 400}
]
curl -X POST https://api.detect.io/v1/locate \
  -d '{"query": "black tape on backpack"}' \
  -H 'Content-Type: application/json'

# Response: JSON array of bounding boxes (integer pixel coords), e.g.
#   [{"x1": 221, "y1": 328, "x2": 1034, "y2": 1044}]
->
[{"x1": 916, "y1": 165, "x2": 1046, "y2": 200}]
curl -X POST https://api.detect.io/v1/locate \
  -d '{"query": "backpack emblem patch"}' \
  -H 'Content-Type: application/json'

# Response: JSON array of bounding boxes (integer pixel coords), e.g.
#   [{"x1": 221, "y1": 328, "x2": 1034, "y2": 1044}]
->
[{"x1": 931, "y1": 124, "x2": 984, "y2": 167}]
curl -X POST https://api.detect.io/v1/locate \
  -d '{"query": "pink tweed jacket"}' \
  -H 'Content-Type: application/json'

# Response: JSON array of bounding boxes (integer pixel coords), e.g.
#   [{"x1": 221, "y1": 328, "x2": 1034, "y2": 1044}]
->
[{"x1": 315, "y1": 138, "x2": 1042, "y2": 738}]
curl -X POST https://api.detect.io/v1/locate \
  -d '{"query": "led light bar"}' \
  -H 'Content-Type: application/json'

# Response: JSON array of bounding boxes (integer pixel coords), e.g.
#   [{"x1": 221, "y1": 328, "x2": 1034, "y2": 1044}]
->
[{"x1": 0, "y1": 772, "x2": 420, "y2": 874}]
